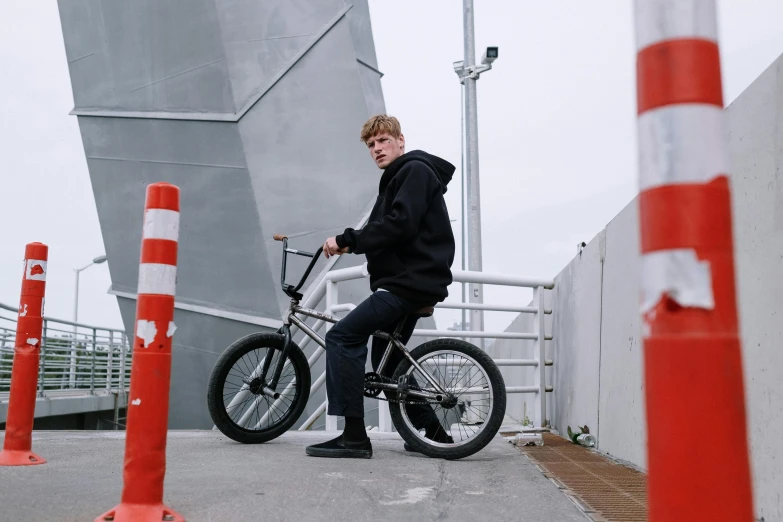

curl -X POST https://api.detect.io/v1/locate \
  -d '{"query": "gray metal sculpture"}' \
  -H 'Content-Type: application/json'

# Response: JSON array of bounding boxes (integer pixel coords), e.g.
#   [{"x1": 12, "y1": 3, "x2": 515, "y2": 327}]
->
[{"x1": 57, "y1": 0, "x2": 391, "y2": 428}]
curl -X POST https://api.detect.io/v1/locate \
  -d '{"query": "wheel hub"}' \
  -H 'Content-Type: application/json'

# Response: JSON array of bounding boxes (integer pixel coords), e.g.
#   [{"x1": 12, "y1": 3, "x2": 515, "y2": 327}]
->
[
  {"x1": 440, "y1": 394, "x2": 459, "y2": 409},
  {"x1": 243, "y1": 376, "x2": 266, "y2": 395}
]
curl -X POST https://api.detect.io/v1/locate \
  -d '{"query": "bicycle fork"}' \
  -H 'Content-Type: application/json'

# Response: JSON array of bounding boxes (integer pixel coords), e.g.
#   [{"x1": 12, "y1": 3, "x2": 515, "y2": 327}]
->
[{"x1": 250, "y1": 324, "x2": 292, "y2": 400}]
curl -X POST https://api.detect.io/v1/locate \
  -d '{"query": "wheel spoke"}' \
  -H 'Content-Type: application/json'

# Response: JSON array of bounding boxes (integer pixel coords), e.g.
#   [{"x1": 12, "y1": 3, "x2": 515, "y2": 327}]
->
[
  {"x1": 218, "y1": 343, "x2": 302, "y2": 433},
  {"x1": 398, "y1": 346, "x2": 499, "y2": 452}
]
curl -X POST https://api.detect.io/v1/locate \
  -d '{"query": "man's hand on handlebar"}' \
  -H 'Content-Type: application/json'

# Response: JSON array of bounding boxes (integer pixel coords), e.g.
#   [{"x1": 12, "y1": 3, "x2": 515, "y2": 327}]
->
[{"x1": 323, "y1": 237, "x2": 349, "y2": 259}]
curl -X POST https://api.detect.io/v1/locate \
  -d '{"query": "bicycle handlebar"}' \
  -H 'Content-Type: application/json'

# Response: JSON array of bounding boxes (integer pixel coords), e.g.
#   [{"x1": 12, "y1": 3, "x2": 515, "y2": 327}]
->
[{"x1": 276, "y1": 234, "x2": 325, "y2": 299}]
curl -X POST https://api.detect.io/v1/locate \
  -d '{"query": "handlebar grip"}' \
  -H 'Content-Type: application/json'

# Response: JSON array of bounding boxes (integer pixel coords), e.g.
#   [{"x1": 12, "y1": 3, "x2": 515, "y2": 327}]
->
[{"x1": 273, "y1": 234, "x2": 287, "y2": 241}]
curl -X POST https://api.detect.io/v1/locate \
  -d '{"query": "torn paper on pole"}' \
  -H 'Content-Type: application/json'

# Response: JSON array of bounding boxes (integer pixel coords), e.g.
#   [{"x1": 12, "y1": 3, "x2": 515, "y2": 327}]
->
[
  {"x1": 640, "y1": 249, "x2": 715, "y2": 314},
  {"x1": 136, "y1": 320, "x2": 157, "y2": 348}
]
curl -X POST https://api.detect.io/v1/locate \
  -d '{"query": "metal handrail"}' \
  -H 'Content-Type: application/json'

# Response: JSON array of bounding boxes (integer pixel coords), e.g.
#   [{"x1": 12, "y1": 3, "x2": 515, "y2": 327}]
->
[
  {"x1": 295, "y1": 263, "x2": 556, "y2": 431},
  {"x1": 0, "y1": 302, "x2": 131, "y2": 399}
]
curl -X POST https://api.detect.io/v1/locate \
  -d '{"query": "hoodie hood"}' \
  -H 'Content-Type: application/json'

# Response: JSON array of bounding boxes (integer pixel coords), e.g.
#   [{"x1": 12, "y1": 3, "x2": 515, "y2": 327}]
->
[{"x1": 379, "y1": 149, "x2": 456, "y2": 194}]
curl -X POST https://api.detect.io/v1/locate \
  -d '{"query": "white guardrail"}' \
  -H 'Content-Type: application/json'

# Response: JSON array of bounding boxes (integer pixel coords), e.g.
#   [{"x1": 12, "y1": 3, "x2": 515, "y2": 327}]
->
[
  {"x1": 0, "y1": 302, "x2": 131, "y2": 400},
  {"x1": 290, "y1": 263, "x2": 554, "y2": 432}
]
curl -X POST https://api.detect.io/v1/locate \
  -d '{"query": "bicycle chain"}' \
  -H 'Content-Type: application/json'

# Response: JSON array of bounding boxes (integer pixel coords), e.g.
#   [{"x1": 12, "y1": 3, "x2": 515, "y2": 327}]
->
[{"x1": 363, "y1": 372, "x2": 439, "y2": 406}]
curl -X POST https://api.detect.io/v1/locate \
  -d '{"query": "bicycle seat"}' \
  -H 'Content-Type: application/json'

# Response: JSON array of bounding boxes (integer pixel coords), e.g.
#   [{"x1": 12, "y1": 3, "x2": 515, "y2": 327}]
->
[{"x1": 413, "y1": 306, "x2": 435, "y2": 318}]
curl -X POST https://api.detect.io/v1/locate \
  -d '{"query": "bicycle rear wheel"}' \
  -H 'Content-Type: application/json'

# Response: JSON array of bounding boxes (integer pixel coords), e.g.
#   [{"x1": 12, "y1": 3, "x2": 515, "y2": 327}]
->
[
  {"x1": 207, "y1": 333, "x2": 310, "y2": 444},
  {"x1": 389, "y1": 339, "x2": 506, "y2": 460}
]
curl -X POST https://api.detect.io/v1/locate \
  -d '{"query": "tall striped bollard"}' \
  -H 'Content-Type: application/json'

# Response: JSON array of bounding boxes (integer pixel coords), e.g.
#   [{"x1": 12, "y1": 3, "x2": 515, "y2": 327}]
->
[
  {"x1": 0, "y1": 243, "x2": 48, "y2": 466},
  {"x1": 634, "y1": 1, "x2": 754, "y2": 520},
  {"x1": 96, "y1": 182, "x2": 184, "y2": 522}
]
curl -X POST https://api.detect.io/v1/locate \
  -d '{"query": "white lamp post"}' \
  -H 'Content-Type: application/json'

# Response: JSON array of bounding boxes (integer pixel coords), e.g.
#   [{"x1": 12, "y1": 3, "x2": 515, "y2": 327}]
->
[
  {"x1": 453, "y1": 0, "x2": 498, "y2": 347},
  {"x1": 69, "y1": 254, "x2": 107, "y2": 388}
]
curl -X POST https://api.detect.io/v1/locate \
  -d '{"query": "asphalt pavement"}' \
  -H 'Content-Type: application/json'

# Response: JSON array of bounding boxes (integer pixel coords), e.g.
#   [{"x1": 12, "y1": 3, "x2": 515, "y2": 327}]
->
[{"x1": 0, "y1": 430, "x2": 586, "y2": 521}]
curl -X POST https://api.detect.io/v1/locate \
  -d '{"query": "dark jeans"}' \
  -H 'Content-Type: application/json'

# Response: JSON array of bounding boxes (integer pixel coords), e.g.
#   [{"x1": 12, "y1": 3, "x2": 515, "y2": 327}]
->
[{"x1": 324, "y1": 290, "x2": 441, "y2": 433}]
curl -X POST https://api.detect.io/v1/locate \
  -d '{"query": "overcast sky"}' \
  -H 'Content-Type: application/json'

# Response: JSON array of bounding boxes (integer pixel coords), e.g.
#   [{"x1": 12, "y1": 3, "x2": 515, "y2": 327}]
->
[{"x1": 1, "y1": 1, "x2": 783, "y2": 335}]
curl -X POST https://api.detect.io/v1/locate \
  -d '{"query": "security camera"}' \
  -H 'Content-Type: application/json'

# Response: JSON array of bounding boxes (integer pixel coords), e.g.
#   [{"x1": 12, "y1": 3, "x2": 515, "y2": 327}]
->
[
  {"x1": 453, "y1": 60, "x2": 465, "y2": 76},
  {"x1": 481, "y1": 46, "x2": 498, "y2": 65}
]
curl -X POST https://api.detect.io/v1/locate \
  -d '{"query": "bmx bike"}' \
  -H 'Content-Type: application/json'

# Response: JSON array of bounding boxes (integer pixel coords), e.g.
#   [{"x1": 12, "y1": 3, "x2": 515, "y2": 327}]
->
[{"x1": 207, "y1": 235, "x2": 506, "y2": 460}]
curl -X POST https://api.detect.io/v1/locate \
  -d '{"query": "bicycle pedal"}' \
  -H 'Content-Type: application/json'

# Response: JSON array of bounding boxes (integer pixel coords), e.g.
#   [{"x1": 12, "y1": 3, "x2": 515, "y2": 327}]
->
[{"x1": 397, "y1": 375, "x2": 410, "y2": 400}]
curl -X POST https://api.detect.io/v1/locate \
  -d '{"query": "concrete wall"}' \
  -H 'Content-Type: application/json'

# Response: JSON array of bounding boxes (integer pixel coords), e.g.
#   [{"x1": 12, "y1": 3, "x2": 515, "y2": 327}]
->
[
  {"x1": 523, "y1": 54, "x2": 783, "y2": 520},
  {"x1": 551, "y1": 231, "x2": 603, "y2": 446},
  {"x1": 596, "y1": 202, "x2": 647, "y2": 468},
  {"x1": 725, "y1": 54, "x2": 783, "y2": 522},
  {"x1": 547, "y1": 200, "x2": 646, "y2": 468}
]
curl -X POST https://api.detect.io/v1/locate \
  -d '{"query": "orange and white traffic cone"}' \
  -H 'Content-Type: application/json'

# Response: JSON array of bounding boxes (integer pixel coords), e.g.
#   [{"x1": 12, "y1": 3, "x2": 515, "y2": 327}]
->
[
  {"x1": 634, "y1": 1, "x2": 754, "y2": 520},
  {"x1": 96, "y1": 182, "x2": 184, "y2": 522},
  {"x1": 0, "y1": 242, "x2": 48, "y2": 467}
]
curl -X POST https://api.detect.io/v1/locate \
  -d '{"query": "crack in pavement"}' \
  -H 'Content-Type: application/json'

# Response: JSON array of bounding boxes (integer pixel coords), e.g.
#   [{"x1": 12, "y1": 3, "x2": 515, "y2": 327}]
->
[{"x1": 433, "y1": 461, "x2": 455, "y2": 520}]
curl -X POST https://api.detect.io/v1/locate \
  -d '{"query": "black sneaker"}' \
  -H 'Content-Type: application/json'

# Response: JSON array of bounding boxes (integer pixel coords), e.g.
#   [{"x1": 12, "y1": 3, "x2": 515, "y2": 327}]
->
[{"x1": 305, "y1": 435, "x2": 372, "y2": 459}]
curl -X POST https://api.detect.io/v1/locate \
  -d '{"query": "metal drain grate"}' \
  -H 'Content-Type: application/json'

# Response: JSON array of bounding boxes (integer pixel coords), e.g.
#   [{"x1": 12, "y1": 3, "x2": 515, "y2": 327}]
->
[{"x1": 518, "y1": 433, "x2": 648, "y2": 522}]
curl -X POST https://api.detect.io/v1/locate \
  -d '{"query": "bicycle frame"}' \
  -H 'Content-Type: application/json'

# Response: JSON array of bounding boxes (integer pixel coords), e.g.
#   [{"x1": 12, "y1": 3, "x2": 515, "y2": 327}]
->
[{"x1": 263, "y1": 236, "x2": 450, "y2": 402}]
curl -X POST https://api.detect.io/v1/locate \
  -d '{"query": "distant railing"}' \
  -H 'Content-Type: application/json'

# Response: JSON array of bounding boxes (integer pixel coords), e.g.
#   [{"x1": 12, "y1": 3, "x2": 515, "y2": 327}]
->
[{"x1": 0, "y1": 302, "x2": 131, "y2": 398}]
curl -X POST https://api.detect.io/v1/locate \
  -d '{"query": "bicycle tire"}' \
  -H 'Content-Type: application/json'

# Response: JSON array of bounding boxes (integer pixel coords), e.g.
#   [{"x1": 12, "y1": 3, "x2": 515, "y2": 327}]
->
[
  {"x1": 207, "y1": 332, "x2": 311, "y2": 444},
  {"x1": 389, "y1": 339, "x2": 506, "y2": 460}
]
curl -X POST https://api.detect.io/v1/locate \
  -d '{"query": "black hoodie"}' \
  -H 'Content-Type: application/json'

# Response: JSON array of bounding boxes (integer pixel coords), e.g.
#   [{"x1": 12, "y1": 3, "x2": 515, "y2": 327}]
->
[{"x1": 336, "y1": 150, "x2": 456, "y2": 305}]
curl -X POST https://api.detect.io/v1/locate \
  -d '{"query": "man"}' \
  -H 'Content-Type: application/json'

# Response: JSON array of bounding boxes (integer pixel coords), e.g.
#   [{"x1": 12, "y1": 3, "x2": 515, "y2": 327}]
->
[{"x1": 305, "y1": 115, "x2": 456, "y2": 459}]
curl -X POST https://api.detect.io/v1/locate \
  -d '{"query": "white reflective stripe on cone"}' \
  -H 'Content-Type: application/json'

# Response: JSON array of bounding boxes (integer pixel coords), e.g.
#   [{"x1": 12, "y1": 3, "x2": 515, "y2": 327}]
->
[
  {"x1": 143, "y1": 209, "x2": 180, "y2": 242},
  {"x1": 634, "y1": 0, "x2": 718, "y2": 50},
  {"x1": 137, "y1": 263, "x2": 177, "y2": 296},
  {"x1": 637, "y1": 104, "x2": 727, "y2": 191}
]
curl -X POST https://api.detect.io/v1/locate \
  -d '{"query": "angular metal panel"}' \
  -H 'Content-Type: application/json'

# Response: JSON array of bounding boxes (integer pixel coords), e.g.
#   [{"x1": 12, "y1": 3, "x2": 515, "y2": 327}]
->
[
  {"x1": 60, "y1": 0, "x2": 236, "y2": 113},
  {"x1": 215, "y1": 0, "x2": 346, "y2": 107},
  {"x1": 238, "y1": 16, "x2": 381, "y2": 309},
  {"x1": 58, "y1": 0, "x2": 387, "y2": 427},
  {"x1": 345, "y1": 0, "x2": 382, "y2": 70}
]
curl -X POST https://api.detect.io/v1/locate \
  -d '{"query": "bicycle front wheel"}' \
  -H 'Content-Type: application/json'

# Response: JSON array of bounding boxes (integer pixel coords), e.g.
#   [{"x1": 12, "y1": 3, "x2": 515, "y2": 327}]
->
[
  {"x1": 207, "y1": 333, "x2": 310, "y2": 444},
  {"x1": 389, "y1": 339, "x2": 506, "y2": 460}
]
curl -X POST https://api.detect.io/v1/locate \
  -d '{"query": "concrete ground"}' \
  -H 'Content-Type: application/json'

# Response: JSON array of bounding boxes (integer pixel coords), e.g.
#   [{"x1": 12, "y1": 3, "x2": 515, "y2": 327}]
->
[{"x1": 0, "y1": 430, "x2": 585, "y2": 521}]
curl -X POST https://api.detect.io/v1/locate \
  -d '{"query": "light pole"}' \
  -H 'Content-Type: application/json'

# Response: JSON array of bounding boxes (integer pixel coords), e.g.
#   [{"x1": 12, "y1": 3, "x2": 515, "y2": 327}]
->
[
  {"x1": 69, "y1": 254, "x2": 107, "y2": 388},
  {"x1": 453, "y1": 0, "x2": 498, "y2": 347},
  {"x1": 460, "y1": 83, "x2": 467, "y2": 336}
]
